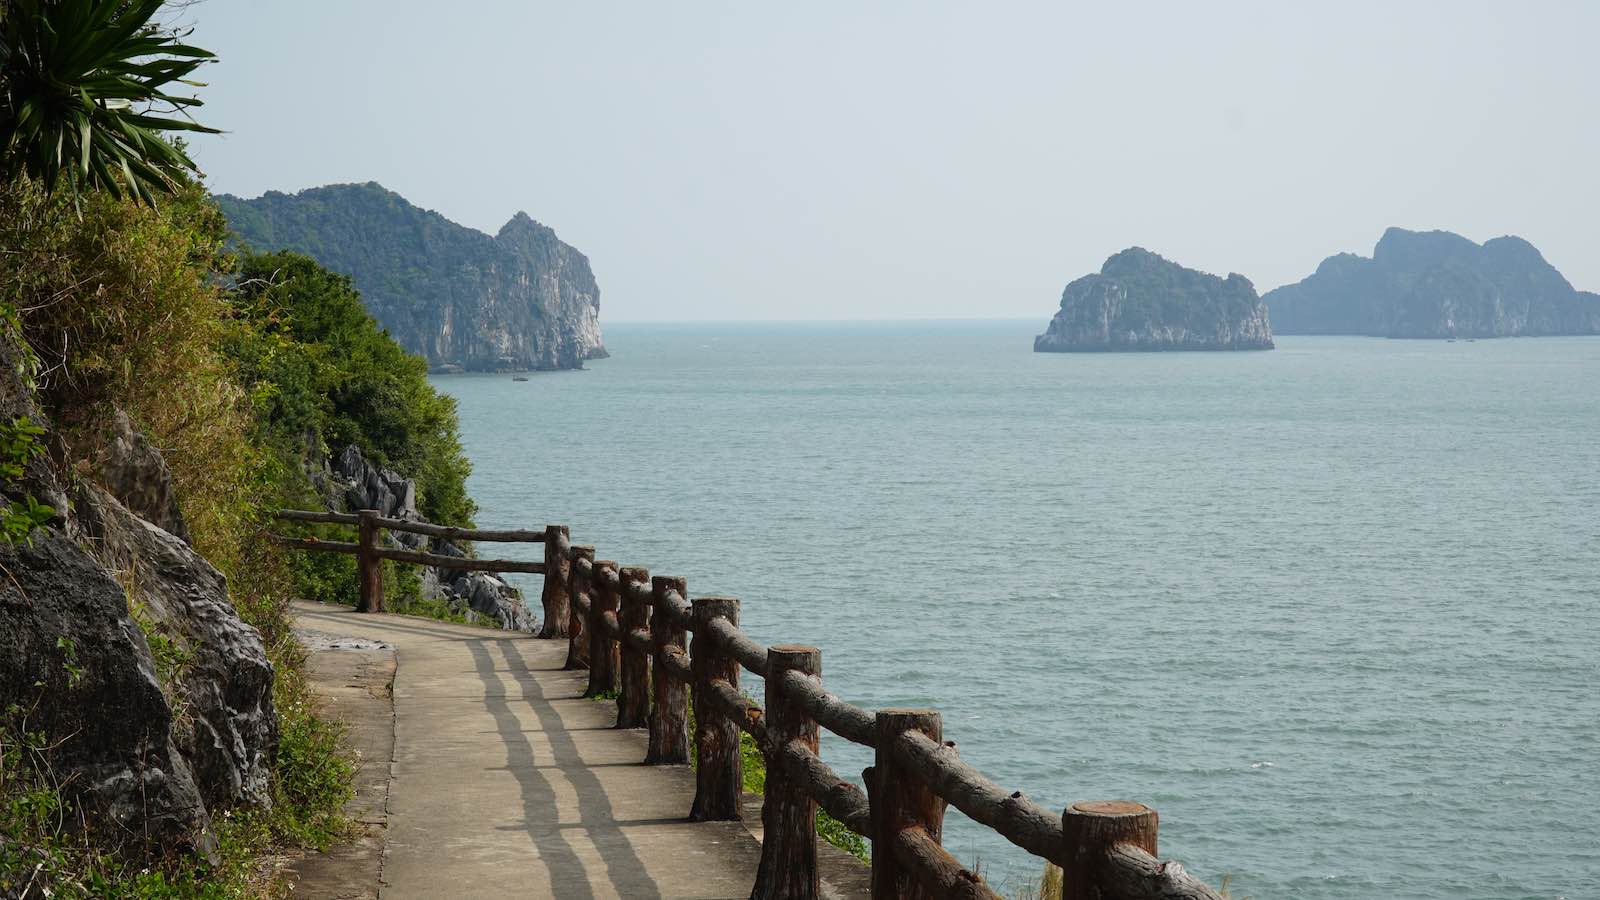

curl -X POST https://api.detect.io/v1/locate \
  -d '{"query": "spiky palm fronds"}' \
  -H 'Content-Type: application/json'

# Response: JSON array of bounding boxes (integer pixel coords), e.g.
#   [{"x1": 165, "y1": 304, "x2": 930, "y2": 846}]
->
[{"x1": 0, "y1": 0, "x2": 218, "y2": 204}]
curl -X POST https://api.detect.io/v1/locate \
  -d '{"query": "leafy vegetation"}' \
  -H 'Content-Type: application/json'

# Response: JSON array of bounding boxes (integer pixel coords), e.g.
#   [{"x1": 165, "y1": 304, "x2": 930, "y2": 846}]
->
[
  {"x1": 224, "y1": 247, "x2": 479, "y2": 621},
  {"x1": 0, "y1": 0, "x2": 218, "y2": 204},
  {"x1": 0, "y1": 132, "x2": 478, "y2": 900},
  {"x1": 0, "y1": 414, "x2": 52, "y2": 544},
  {"x1": 227, "y1": 250, "x2": 476, "y2": 527}
]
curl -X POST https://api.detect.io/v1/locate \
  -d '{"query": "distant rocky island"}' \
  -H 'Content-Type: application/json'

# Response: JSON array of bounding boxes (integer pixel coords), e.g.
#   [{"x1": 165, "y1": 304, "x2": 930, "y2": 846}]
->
[
  {"x1": 1266, "y1": 228, "x2": 1600, "y2": 338},
  {"x1": 216, "y1": 182, "x2": 606, "y2": 372},
  {"x1": 1034, "y1": 248, "x2": 1274, "y2": 352}
]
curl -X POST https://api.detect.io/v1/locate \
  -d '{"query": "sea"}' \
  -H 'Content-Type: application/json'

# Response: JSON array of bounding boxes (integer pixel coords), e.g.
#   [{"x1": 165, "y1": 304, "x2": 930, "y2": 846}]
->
[{"x1": 433, "y1": 321, "x2": 1599, "y2": 900}]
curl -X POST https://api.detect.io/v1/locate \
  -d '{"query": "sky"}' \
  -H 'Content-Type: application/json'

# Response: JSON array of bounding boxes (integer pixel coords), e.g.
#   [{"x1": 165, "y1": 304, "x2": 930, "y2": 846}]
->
[{"x1": 186, "y1": 2, "x2": 1600, "y2": 322}]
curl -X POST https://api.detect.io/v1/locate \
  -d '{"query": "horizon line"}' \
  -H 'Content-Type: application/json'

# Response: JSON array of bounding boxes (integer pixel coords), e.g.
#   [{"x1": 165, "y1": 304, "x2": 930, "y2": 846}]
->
[{"x1": 600, "y1": 315, "x2": 1045, "y2": 325}]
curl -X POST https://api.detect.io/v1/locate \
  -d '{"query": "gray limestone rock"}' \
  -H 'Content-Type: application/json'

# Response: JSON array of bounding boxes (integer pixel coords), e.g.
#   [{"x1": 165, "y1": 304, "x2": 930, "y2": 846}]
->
[
  {"x1": 87, "y1": 409, "x2": 190, "y2": 544},
  {"x1": 0, "y1": 335, "x2": 219, "y2": 852},
  {"x1": 0, "y1": 529, "x2": 214, "y2": 850},
  {"x1": 1035, "y1": 248, "x2": 1274, "y2": 352},
  {"x1": 327, "y1": 444, "x2": 534, "y2": 632},
  {"x1": 74, "y1": 485, "x2": 277, "y2": 812},
  {"x1": 454, "y1": 571, "x2": 535, "y2": 633},
  {"x1": 332, "y1": 444, "x2": 418, "y2": 525},
  {"x1": 215, "y1": 182, "x2": 606, "y2": 372}
]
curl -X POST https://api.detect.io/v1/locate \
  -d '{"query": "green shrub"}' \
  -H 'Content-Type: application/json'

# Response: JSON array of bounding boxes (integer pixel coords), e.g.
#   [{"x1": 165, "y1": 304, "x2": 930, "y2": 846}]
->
[
  {"x1": 0, "y1": 414, "x2": 53, "y2": 545},
  {"x1": 229, "y1": 251, "x2": 476, "y2": 527},
  {"x1": 268, "y1": 689, "x2": 354, "y2": 850}
]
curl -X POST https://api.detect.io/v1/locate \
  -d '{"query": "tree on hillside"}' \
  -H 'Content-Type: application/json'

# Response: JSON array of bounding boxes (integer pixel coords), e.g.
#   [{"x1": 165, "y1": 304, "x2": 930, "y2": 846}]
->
[
  {"x1": 0, "y1": 0, "x2": 217, "y2": 204},
  {"x1": 229, "y1": 251, "x2": 479, "y2": 528}
]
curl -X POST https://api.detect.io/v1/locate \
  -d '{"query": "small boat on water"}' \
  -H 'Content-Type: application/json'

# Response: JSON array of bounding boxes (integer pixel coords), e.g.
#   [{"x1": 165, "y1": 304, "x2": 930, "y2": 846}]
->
[{"x1": 512, "y1": 375, "x2": 530, "y2": 382}]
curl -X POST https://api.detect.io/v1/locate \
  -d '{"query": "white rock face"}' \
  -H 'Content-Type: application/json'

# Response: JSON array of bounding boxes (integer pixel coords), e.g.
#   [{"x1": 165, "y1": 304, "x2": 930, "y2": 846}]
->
[{"x1": 216, "y1": 183, "x2": 608, "y2": 372}]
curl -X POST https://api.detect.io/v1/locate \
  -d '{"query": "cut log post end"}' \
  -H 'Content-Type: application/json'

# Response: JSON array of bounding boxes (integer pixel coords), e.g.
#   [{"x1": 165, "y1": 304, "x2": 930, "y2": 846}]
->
[
  {"x1": 1060, "y1": 801, "x2": 1159, "y2": 900},
  {"x1": 1063, "y1": 800, "x2": 1157, "y2": 855},
  {"x1": 870, "y1": 708, "x2": 946, "y2": 900}
]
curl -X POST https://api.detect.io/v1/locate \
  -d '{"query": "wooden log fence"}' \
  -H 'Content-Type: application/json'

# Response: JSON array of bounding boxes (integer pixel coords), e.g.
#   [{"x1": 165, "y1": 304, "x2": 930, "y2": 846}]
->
[{"x1": 272, "y1": 508, "x2": 1227, "y2": 900}]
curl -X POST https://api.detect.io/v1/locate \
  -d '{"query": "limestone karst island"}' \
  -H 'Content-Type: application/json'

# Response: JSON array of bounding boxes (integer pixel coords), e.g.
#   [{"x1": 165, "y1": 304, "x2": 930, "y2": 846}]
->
[
  {"x1": 1033, "y1": 248, "x2": 1275, "y2": 352},
  {"x1": 1265, "y1": 227, "x2": 1600, "y2": 338},
  {"x1": 3, "y1": 3, "x2": 1598, "y2": 900}
]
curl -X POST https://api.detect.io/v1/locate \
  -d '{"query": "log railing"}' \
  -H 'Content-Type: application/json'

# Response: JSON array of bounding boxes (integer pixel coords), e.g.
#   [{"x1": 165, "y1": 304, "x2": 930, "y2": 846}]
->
[
  {"x1": 270, "y1": 508, "x2": 550, "y2": 614},
  {"x1": 273, "y1": 508, "x2": 1227, "y2": 900}
]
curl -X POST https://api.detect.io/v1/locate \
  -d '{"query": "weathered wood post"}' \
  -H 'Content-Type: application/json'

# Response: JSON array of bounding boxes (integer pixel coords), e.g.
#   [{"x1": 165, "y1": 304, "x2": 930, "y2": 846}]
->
[
  {"x1": 584, "y1": 560, "x2": 620, "y2": 698},
  {"x1": 564, "y1": 545, "x2": 595, "y2": 670},
  {"x1": 1060, "y1": 801, "x2": 1159, "y2": 900},
  {"x1": 689, "y1": 596, "x2": 742, "y2": 821},
  {"x1": 356, "y1": 508, "x2": 383, "y2": 613},
  {"x1": 752, "y1": 645, "x2": 822, "y2": 900},
  {"x1": 645, "y1": 575, "x2": 689, "y2": 764},
  {"x1": 538, "y1": 525, "x2": 570, "y2": 638},
  {"x1": 617, "y1": 565, "x2": 651, "y2": 727},
  {"x1": 867, "y1": 709, "x2": 945, "y2": 900}
]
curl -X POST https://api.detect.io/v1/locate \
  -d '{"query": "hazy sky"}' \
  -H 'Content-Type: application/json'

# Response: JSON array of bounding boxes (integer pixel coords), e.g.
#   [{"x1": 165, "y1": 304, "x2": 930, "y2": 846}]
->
[{"x1": 188, "y1": 2, "x2": 1600, "y2": 322}]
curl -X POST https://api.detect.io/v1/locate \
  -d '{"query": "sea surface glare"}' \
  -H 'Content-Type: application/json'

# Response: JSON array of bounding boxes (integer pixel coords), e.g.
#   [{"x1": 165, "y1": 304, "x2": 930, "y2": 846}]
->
[{"x1": 434, "y1": 322, "x2": 1600, "y2": 900}]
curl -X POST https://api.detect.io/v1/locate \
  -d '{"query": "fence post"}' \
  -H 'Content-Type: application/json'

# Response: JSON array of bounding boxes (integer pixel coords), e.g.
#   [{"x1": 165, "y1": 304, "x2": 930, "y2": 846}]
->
[
  {"x1": 356, "y1": 508, "x2": 383, "y2": 613},
  {"x1": 689, "y1": 596, "x2": 742, "y2": 821},
  {"x1": 752, "y1": 645, "x2": 822, "y2": 900},
  {"x1": 584, "y1": 560, "x2": 620, "y2": 698},
  {"x1": 646, "y1": 576, "x2": 689, "y2": 764},
  {"x1": 867, "y1": 709, "x2": 945, "y2": 900},
  {"x1": 1060, "y1": 801, "x2": 1159, "y2": 900},
  {"x1": 617, "y1": 565, "x2": 651, "y2": 727},
  {"x1": 538, "y1": 525, "x2": 570, "y2": 638},
  {"x1": 564, "y1": 544, "x2": 595, "y2": 670}
]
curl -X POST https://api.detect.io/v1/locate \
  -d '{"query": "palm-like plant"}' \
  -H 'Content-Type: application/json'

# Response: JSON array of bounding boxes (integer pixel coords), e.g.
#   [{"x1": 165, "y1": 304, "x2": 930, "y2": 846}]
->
[{"x1": 0, "y1": 0, "x2": 219, "y2": 204}]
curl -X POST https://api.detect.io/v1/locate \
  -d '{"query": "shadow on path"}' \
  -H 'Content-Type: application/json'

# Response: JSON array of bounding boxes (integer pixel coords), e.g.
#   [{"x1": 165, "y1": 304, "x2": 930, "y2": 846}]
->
[
  {"x1": 296, "y1": 605, "x2": 671, "y2": 898},
  {"x1": 466, "y1": 634, "x2": 664, "y2": 899},
  {"x1": 462, "y1": 637, "x2": 599, "y2": 900}
]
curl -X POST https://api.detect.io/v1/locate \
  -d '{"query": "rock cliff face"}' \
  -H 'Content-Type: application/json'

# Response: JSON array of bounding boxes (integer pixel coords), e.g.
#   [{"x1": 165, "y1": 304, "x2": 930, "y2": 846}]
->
[
  {"x1": 0, "y1": 528, "x2": 213, "y2": 848},
  {"x1": 320, "y1": 445, "x2": 534, "y2": 632},
  {"x1": 74, "y1": 484, "x2": 277, "y2": 813},
  {"x1": 0, "y1": 337, "x2": 274, "y2": 853},
  {"x1": 215, "y1": 183, "x2": 606, "y2": 371},
  {"x1": 1265, "y1": 228, "x2": 1600, "y2": 338},
  {"x1": 1034, "y1": 248, "x2": 1274, "y2": 352}
]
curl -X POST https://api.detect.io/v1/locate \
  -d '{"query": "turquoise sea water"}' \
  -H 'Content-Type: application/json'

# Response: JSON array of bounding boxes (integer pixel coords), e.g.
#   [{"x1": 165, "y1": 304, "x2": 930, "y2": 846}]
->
[{"x1": 435, "y1": 322, "x2": 1600, "y2": 899}]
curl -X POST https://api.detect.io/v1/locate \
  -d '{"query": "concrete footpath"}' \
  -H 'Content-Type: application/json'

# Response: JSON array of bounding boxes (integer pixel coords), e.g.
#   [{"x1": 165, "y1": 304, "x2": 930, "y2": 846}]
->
[{"x1": 284, "y1": 600, "x2": 868, "y2": 900}]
